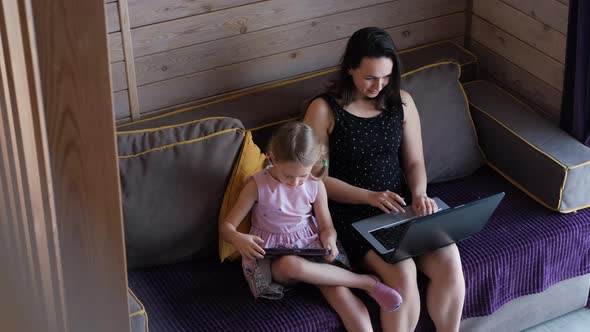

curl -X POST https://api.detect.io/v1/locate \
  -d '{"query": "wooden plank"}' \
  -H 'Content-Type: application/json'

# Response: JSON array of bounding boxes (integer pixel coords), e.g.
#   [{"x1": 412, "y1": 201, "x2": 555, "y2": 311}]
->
[
  {"x1": 388, "y1": 14, "x2": 465, "y2": 50},
  {"x1": 470, "y1": 41, "x2": 562, "y2": 119},
  {"x1": 108, "y1": 33, "x2": 124, "y2": 62},
  {"x1": 110, "y1": 61, "x2": 127, "y2": 91},
  {"x1": 127, "y1": 0, "x2": 264, "y2": 28},
  {"x1": 113, "y1": 90, "x2": 131, "y2": 119},
  {"x1": 473, "y1": 0, "x2": 566, "y2": 63},
  {"x1": 471, "y1": 15, "x2": 564, "y2": 90},
  {"x1": 130, "y1": 0, "x2": 405, "y2": 57},
  {"x1": 498, "y1": 0, "x2": 568, "y2": 34},
  {"x1": 30, "y1": 0, "x2": 130, "y2": 330},
  {"x1": 134, "y1": 1, "x2": 467, "y2": 85},
  {"x1": 0, "y1": 1, "x2": 66, "y2": 330},
  {"x1": 106, "y1": 2, "x2": 120, "y2": 33},
  {"x1": 136, "y1": 16, "x2": 467, "y2": 113},
  {"x1": 118, "y1": 0, "x2": 140, "y2": 120}
]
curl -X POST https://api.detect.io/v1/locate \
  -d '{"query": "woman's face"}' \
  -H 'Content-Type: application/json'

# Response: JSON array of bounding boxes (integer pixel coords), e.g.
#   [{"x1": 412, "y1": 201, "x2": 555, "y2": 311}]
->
[{"x1": 348, "y1": 57, "x2": 393, "y2": 99}]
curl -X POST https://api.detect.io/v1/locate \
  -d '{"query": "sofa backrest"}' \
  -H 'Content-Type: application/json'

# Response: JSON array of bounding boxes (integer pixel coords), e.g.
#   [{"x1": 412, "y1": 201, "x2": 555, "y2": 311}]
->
[
  {"x1": 116, "y1": 40, "x2": 480, "y2": 268},
  {"x1": 118, "y1": 118, "x2": 245, "y2": 268}
]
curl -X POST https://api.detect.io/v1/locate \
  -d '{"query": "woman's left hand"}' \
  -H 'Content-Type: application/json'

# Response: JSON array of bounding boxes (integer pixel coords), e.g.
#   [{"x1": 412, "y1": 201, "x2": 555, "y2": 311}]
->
[{"x1": 412, "y1": 193, "x2": 438, "y2": 216}]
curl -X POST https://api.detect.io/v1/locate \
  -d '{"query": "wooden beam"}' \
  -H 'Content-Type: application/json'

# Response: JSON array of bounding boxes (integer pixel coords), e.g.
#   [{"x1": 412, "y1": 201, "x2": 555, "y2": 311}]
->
[
  {"x1": 118, "y1": 0, "x2": 140, "y2": 120},
  {"x1": 30, "y1": 0, "x2": 130, "y2": 330}
]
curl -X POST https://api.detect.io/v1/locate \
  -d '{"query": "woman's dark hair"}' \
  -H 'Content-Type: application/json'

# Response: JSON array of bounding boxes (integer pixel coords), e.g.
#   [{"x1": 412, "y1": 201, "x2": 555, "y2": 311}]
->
[{"x1": 327, "y1": 27, "x2": 403, "y2": 111}]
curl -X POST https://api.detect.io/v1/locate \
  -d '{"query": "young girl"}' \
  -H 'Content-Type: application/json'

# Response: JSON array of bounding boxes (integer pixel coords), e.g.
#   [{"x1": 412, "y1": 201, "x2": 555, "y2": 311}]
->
[{"x1": 219, "y1": 121, "x2": 402, "y2": 331}]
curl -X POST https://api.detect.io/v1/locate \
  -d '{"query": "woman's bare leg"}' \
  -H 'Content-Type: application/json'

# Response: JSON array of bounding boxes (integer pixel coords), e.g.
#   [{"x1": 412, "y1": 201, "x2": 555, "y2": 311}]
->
[
  {"x1": 364, "y1": 251, "x2": 420, "y2": 332},
  {"x1": 318, "y1": 285, "x2": 373, "y2": 332},
  {"x1": 416, "y1": 244, "x2": 465, "y2": 332}
]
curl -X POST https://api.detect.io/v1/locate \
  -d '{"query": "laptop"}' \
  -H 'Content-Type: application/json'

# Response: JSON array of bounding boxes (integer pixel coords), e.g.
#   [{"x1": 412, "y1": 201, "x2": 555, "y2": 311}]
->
[{"x1": 352, "y1": 192, "x2": 505, "y2": 263}]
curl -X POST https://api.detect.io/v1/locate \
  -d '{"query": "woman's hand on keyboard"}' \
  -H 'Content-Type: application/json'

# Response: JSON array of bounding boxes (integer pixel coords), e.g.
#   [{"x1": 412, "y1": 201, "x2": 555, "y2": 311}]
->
[
  {"x1": 366, "y1": 190, "x2": 407, "y2": 214},
  {"x1": 412, "y1": 193, "x2": 438, "y2": 216}
]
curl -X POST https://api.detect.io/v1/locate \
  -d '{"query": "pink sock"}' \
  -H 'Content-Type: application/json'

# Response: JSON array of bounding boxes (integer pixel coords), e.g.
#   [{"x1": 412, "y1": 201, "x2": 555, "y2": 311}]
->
[{"x1": 367, "y1": 275, "x2": 402, "y2": 312}]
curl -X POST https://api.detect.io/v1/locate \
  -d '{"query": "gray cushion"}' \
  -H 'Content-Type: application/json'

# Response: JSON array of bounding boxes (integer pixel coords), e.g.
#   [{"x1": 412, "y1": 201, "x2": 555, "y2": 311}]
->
[
  {"x1": 464, "y1": 80, "x2": 590, "y2": 213},
  {"x1": 128, "y1": 289, "x2": 147, "y2": 332},
  {"x1": 117, "y1": 117, "x2": 245, "y2": 268},
  {"x1": 401, "y1": 62, "x2": 484, "y2": 183}
]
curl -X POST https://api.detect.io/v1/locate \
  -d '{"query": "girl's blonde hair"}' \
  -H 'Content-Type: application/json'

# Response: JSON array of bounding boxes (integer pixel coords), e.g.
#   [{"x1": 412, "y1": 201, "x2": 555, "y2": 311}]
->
[{"x1": 268, "y1": 122, "x2": 328, "y2": 177}]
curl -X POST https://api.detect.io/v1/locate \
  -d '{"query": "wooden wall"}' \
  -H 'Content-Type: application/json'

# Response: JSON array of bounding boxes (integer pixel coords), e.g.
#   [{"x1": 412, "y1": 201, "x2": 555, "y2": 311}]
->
[
  {"x1": 2, "y1": 0, "x2": 129, "y2": 331},
  {"x1": 469, "y1": 0, "x2": 569, "y2": 121},
  {"x1": 106, "y1": 0, "x2": 469, "y2": 123}
]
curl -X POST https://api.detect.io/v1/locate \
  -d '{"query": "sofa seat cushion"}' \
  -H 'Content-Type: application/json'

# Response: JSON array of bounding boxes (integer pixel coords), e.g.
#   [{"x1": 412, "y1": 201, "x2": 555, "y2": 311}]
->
[
  {"x1": 428, "y1": 167, "x2": 590, "y2": 318},
  {"x1": 128, "y1": 259, "x2": 352, "y2": 332},
  {"x1": 128, "y1": 167, "x2": 590, "y2": 331},
  {"x1": 464, "y1": 80, "x2": 590, "y2": 213}
]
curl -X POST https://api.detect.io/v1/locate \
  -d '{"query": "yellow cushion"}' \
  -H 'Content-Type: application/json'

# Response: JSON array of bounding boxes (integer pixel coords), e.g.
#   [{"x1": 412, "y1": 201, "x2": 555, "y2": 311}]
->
[{"x1": 218, "y1": 130, "x2": 266, "y2": 262}]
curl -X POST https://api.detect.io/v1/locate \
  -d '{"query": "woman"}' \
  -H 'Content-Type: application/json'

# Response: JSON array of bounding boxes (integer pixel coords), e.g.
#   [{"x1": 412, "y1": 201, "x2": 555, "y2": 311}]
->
[{"x1": 304, "y1": 27, "x2": 465, "y2": 332}]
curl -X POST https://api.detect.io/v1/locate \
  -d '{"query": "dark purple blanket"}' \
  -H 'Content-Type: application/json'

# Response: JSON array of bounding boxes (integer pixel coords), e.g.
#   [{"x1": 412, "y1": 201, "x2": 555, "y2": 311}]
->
[
  {"x1": 429, "y1": 168, "x2": 590, "y2": 318},
  {"x1": 128, "y1": 167, "x2": 590, "y2": 331}
]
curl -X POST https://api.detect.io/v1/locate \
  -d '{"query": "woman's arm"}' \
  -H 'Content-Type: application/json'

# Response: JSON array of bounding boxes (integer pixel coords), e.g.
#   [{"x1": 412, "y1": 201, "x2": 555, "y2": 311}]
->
[
  {"x1": 304, "y1": 98, "x2": 372, "y2": 204},
  {"x1": 304, "y1": 98, "x2": 406, "y2": 213},
  {"x1": 218, "y1": 179, "x2": 266, "y2": 259},
  {"x1": 400, "y1": 90, "x2": 437, "y2": 216}
]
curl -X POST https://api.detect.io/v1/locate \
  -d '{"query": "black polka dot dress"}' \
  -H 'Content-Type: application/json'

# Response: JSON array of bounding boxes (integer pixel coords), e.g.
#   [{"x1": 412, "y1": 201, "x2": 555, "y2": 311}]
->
[{"x1": 319, "y1": 94, "x2": 410, "y2": 267}]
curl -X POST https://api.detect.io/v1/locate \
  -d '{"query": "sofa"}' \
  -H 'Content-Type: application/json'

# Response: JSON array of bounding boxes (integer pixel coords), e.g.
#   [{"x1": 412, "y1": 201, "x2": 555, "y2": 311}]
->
[{"x1": 117, "y1": 41, "x2": 590, "y2": 332}]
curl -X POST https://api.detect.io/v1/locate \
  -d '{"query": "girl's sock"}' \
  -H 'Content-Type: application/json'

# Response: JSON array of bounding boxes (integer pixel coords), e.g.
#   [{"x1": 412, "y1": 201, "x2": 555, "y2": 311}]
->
[{"x1": 367, "y1": 275, "x2": 403, "y2": 312}]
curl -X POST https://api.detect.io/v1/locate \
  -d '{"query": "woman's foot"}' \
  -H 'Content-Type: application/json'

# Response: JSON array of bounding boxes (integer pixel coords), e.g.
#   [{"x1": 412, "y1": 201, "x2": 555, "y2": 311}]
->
[{"x1": 367, "y1": 275, "x2": 402, "y2": 312}]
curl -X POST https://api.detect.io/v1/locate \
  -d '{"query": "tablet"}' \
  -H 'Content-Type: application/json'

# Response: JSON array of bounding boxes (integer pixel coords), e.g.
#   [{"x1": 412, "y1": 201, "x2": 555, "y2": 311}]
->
[{"x1": 263, "y1": 248, "x2": 330, "y2": 257}]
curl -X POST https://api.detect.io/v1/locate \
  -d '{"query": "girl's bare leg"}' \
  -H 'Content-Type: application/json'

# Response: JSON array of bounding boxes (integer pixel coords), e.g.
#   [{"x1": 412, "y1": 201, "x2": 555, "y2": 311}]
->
[{"x1": 271, "y1": 255, "x2": 376, "y2": 291}]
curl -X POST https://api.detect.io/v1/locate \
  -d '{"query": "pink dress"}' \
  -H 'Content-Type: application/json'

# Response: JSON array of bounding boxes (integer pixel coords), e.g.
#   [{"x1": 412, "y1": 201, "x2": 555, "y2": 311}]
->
[{"x1": 242, "y1": 167, "x2": 348, "y2": 299}]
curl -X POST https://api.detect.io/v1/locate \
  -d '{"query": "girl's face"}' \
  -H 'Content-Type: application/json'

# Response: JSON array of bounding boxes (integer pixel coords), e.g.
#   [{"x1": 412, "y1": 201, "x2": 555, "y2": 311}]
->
[
  {"x1": 348, "y1": 57, "x2": 393, "y2": 99},
  {"x1": 270, "y1": 160, "x2": 313, "y2": 187}
]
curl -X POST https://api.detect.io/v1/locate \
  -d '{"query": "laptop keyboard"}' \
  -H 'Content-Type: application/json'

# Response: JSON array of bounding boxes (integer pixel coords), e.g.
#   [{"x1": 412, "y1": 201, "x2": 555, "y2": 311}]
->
[{"x1": 370, "y1": 223, "x2": 410, "y2": 250}]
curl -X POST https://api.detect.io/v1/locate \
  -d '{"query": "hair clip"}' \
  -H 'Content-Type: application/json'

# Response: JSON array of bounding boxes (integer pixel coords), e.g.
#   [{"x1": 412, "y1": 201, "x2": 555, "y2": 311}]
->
[{"x1": 323, "y1": 159, "x2": 328, "y2": 168}]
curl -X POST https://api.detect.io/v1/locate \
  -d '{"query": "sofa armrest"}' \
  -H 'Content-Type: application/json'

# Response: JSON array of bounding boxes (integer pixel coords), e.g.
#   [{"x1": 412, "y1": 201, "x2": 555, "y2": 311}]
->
[
  {"x1": 128, "y1": 288, "x2": 148, "y2": 332},
  {"x1": 464, "y1": 80, "x2": 590, "y2": 213}
]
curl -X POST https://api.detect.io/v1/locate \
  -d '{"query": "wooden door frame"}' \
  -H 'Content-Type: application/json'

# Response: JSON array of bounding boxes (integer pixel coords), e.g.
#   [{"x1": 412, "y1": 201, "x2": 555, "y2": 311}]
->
[{"x1": 0, "y1": 0, "x2": 130, "y2": 331}]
